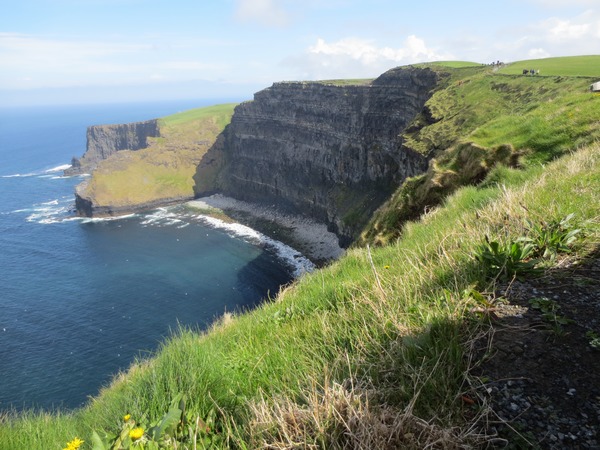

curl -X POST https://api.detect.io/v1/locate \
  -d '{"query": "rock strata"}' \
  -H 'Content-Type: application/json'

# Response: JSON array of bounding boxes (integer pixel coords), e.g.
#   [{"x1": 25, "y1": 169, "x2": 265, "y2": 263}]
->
[
  {"x1": 65, "y1": 119, "x2": 160, "y2": 175},
  {"x1": 194, "y1": 67, "x2": 439, "y2": 246}
]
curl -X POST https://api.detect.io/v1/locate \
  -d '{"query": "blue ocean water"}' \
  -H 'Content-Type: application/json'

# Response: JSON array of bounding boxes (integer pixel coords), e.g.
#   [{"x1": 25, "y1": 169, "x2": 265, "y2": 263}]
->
[{"x1": 0, "y1": 102, "x2": 306, "y2": 411}]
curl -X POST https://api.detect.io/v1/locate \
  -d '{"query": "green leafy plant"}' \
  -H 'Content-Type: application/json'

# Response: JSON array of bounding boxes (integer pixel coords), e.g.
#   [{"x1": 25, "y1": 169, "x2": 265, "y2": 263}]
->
[
  {"x1": 587, "y1": 331, "x2": 600, "y2": 350},
  {"x1": 475, "y1": 236, "x2": 541, "y2": 280},
  {"x1": 523, "y1": 213, "x2": 581, "y2": 258},
  {"x1": 463, "y1": 286, "x2": 503, "y2": 320},
  {"x1": 91, "y1": 395, "x2": 220, "y2": 450},
  {"x1": 529, "y1": 297, "x2": 573, "y2": 334}
]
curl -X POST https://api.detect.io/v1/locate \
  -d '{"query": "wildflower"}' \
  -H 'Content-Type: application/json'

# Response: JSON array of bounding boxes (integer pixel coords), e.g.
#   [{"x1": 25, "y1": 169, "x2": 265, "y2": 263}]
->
[
  {"x1": 123, "y1": 413, "x2": 131, "y2": 422},
  {"x1": 62, "y1": 437, "x2": 84, "y2": 450},
  {"x1": 384, "y1": 265, "x2": 390, "y2": 269},
  {"x1": 129, "y1": 427, "x2": 145, "y2": 441}
]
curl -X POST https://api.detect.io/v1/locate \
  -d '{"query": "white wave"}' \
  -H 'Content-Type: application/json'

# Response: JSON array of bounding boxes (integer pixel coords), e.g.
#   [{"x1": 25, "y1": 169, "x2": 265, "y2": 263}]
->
[
  {"x1": 26, "y1": 205, "x2": 71, "y2": 223},
  {"x1": 1, "y1": 163, "x2": 71, "y2": 179},
  {"x1": 80, "y1": 214, "x2": 137, "y2": 223},
  {"x1": 45, "y1": 164, "x2": 71, "y2": 173},
  {"x1": 1, "y1": 172, "x2": 38, "y2": 178},
  {"x1": 139, "y1": 207, "x2": 315, "y2": 276},
  {"x1": 198, "y1": 215, "x2": 315, "y2": 277},
  {"x1": 140, "y1": 208, "x2": 190, "y2": 228},
  {"x1": 18, "y1": 197, "x2": 75, "y2": 224}
]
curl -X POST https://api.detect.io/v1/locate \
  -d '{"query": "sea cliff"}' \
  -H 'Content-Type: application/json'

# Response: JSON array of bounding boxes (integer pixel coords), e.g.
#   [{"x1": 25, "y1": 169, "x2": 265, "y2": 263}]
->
[
  {"x1": 194, "y1": 67, "x2": 439, "y2": 245},
  {"x1": 65, "y1": 119, "x2": 160, "y2": 175}
]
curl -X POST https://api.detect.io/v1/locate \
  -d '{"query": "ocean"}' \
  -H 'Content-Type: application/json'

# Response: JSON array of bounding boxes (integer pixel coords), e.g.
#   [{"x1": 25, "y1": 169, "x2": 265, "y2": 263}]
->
[{"x1": 0, "y1": 101, "x2": 309, "y2": 411}]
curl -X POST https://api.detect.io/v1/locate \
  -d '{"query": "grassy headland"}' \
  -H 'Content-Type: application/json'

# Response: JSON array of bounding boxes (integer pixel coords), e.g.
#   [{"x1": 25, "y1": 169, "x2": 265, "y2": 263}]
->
[
  {"x1": 79, "y1": 103, "x2": 237, "y2": 210},
  {"x1": 1, "y1": 56, "x2": 599, "y2": 449}
]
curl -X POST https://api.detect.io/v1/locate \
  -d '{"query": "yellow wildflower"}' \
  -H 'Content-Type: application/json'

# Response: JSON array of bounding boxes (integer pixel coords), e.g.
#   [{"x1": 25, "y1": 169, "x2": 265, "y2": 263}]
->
[
  {"x1": 123, "y1": 413, "x2": 131, "y2": 422},
  {"x1": 129, "y1": 427, "x2": 144, "y2": 441},
  {"x1": 384, "y1": 265, "x2": 390, "y2": 269},
  {"x1": 62, "y1": 437, "x2": 84, "y2": 450}
]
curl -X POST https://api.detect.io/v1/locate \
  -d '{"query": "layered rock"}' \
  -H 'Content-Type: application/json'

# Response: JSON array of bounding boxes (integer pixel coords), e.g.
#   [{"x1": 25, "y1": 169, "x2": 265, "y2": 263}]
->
[
  {"x1": 194, "y1": 67, "x2": 439, "y2": 245},
  {"x1": 65, "y1": 119, "x2": 160, "y2": 175}
]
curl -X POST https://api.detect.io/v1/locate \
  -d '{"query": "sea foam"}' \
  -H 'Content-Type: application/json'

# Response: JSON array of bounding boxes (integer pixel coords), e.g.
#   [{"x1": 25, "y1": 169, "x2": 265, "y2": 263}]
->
[{"x1": 199, "y1": 215, "x2": 315, "y2": 277}]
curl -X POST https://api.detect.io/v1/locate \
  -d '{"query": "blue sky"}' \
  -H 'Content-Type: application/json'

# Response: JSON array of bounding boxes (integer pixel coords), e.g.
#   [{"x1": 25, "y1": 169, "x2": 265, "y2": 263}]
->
[{"x1": 1, "y1": 0, "x2": 599, "y2": 106}]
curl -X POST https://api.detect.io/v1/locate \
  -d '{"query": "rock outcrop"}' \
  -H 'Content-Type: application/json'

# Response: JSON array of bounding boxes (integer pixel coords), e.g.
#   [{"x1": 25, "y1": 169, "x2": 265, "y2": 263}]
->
[
  {"x1": 193, "y1": 66, "x2": 439, "y2": 245},
  {"x1": 65, "y1": 119, "x2": 160, "y2": 175}
]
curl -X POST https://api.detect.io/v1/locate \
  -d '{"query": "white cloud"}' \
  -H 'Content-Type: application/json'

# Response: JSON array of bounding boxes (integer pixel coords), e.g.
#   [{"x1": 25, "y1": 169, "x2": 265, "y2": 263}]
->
[
  {"x1": 0, "y1": 33, "x2": 231, "y2": 90},
  {"x1": 481, "y1": 8, "x2": 600, "y2": 63},
  {"x1": 528, "y1": 48, "x2": 551, "y2": 59},
  {"x1": 543, "y1": 17, "x2": 591, "y2": 41},
  {"x1": 515, "y1": 10, "x2": 600, "y2": 58},
  {"x1": 234, "y1": 0, "x2": 290, "y2": 27},
  {"x1": 284, "y1": 35, "x2": 453, "y2": 80}
]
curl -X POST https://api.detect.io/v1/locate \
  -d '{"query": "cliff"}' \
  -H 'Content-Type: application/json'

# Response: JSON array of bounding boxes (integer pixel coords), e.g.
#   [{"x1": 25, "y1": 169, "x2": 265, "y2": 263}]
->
[
  {"x1": 193, "y1": 67, "x2": 439, "y2": 245},
  {"x1": 65, "y1": 119, "x2": 160, "y2": 175}
]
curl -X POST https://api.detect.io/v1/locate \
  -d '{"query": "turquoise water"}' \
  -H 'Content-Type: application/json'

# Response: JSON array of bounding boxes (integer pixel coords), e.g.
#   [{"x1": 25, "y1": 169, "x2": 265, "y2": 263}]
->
[{"x1": 0, "y1": 102, "x2": 305, "y2": 410}]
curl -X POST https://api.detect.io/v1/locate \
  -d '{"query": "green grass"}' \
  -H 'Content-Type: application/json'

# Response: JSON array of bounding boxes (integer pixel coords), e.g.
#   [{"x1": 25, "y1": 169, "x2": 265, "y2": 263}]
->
[
  {"x1": 498, "y1": 55, "x2": 600, "y2": 77},
  {"x1": 426, "y1": 60, "x2": 483, "y2": 68},
  {"x1": 160, "y1": 103, "x2": 238, "y2": 128},
  {"x1": 3, "y1": 56, "x2": 600, "y2": 449},
  {"x1": 315, "y1": 78, "x2": 373, "y2": 86}
]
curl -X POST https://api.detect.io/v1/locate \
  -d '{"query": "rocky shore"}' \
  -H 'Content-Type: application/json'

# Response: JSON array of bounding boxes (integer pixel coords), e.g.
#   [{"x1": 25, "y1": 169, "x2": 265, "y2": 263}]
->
[{"x1": 188, "y1": 194, "x2": 344, "y2": 266}]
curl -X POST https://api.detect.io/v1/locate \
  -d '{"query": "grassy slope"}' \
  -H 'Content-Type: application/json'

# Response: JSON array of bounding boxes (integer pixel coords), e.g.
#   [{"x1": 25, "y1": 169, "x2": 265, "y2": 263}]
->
[
  {"x1": 2, "y1": 57, "x2": 600, "y2": 449},
  {"x1": 81, "y1": 104, "x2": 237, "y2": 209},
  {"x1": 361, "y1": 57, "x2": 600, "y2": 245}
]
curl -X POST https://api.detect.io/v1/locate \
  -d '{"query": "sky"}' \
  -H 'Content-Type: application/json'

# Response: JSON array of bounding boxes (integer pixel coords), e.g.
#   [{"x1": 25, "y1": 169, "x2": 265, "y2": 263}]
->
[{"x1": 1, "y1": 0, "x2": 599, "y2": 106}]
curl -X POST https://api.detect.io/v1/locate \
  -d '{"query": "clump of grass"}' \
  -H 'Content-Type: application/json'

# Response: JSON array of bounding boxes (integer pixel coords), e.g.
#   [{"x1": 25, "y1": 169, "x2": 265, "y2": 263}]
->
[
  {"x1": 247, "y1": 377, "x2": 489, "y2": 449},
  {"x1": 522, "y1": 213, "x2": 582, "y2": 259}
]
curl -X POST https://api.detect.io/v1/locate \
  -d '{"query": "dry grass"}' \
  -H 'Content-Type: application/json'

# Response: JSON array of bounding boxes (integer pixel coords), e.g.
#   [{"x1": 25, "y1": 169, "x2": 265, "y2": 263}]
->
[{"x1": 247, "y1": 374, "x2": 490, "y2": 450}]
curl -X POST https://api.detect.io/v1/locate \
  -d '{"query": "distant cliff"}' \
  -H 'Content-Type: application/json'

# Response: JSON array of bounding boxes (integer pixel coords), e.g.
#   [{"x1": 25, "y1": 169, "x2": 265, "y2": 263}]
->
[
  {"x1": 65, "y1": 120, "x2": 160, "y2": 175},
  {"x1": 193, "y1": 67, "x2": 439, "y2": 245}
]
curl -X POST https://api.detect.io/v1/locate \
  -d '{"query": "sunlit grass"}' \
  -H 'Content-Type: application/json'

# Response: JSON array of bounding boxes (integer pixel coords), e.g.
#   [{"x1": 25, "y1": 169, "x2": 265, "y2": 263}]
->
[{"x1": 498, "y1": 55, "x2": 600, "y2": 77}]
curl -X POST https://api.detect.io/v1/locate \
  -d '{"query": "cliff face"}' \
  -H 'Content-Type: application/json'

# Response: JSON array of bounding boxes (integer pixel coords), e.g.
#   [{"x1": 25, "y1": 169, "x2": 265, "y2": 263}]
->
[
  {"x1": 194, "y1": 67, "x2": 438, "y2": 245},
  {"x1": 65, "y1": 119, "x2": 160, "y2": 175}
]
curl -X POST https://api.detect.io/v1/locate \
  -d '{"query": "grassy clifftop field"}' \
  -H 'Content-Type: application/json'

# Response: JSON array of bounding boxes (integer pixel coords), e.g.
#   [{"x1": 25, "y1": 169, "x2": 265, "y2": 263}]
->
[
  {"x1": 79, "y1": 103, "x2": 237, "y2": 210},
  {"x1": 2, "y1": 56, "x2": 599, "y2": 449}
]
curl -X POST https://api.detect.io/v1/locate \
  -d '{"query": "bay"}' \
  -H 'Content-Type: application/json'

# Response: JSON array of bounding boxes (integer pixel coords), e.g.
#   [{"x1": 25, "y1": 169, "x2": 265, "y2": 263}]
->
[{"x1": 0, "y1": 101, "x2": 301, "y2": 410}]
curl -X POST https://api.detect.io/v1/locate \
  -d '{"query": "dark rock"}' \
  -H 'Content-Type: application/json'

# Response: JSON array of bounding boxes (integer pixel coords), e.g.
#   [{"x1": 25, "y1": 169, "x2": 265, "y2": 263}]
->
[
  {"x1": 194, "y1": 67, "x2": 439, "y2": 245},
  {"x1": 65, "y1": 119, "x2": 160, "y2": 176}
]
